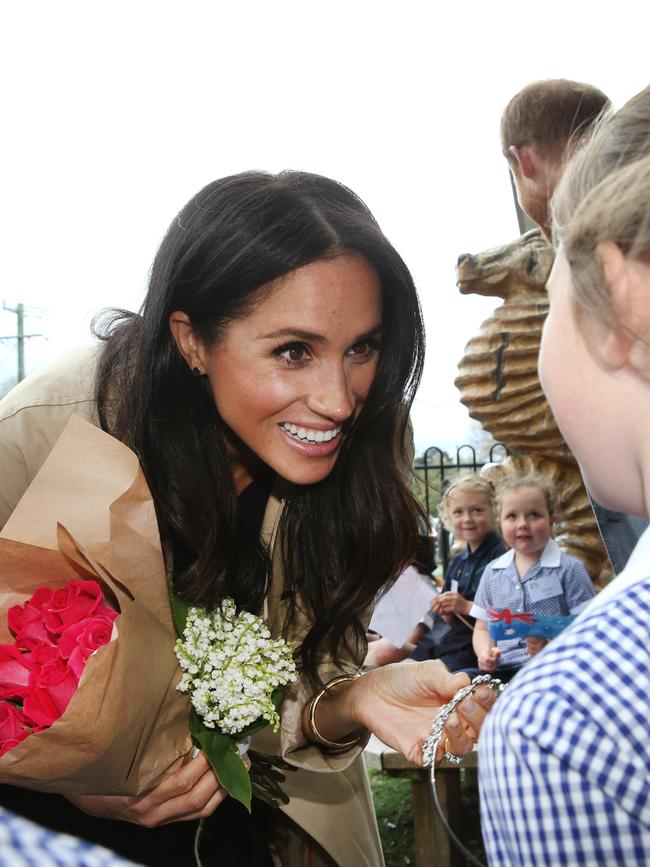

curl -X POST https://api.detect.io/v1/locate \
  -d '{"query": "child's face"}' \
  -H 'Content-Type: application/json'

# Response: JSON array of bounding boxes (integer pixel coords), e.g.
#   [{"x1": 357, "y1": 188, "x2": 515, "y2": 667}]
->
[
  {"x1": 500, "y1": 486, "x2": 552, "y2": 560},
  {"x1": 539, "y1": 251, "x2": 622, "y2": 510},
  {"x1": 447, "y1": 490, "x2": 494, "y2": 550}
]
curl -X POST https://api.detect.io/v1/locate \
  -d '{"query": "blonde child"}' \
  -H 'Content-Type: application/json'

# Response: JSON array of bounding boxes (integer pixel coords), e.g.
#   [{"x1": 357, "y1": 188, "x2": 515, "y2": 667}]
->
[
  {"x1": 470, "y1": 474, "x2": 595, "y2": 682},
  {"x1": 478, "y1": 86, "x2": 650, "y2": 864},
  {"x1": 413, "y1": 475, "x2": 505, "y2": 670}
]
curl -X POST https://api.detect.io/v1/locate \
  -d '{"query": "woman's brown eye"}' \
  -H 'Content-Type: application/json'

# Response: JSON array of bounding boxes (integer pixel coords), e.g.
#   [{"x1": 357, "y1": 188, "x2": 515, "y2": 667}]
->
[{"x1": 277, "y1": 343, "x2": 309, "y2": 364}]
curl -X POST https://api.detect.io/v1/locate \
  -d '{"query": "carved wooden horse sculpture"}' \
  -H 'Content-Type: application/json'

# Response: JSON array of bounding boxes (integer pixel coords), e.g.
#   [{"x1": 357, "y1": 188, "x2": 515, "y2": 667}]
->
[{"x1": 455, "y1": 228, "x2": 612, "y2": 586}]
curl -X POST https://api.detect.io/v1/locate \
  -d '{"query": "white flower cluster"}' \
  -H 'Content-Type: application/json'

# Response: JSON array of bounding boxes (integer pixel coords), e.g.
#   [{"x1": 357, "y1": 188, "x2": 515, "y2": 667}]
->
[{"x1": 175, "y1": 598, "x2": 297, "y2": 736}]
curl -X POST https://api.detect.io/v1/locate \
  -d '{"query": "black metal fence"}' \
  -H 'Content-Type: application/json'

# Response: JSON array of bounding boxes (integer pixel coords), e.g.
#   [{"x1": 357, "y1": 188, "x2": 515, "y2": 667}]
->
[{"x1": 414, "y1": 443, "x2": 509, "y2": 574}]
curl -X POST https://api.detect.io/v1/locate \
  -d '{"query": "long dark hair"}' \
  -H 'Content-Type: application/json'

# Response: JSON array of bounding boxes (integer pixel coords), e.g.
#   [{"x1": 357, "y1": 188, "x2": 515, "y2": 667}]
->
[{"x1": 94, "y1": 171, "x2": 425, "y2": 685}]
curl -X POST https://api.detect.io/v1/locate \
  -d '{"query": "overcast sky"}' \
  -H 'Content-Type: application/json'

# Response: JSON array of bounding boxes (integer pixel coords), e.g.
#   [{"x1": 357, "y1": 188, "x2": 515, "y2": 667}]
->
[{"x1": 0, "y1": 0, "x2": 647, "y2": 452}]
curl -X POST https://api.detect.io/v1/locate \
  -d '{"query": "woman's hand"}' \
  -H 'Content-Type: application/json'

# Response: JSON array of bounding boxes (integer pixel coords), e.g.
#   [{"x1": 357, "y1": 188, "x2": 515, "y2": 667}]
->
[
  {"x1": 431, "y1": 592, "x2": 472, "y2": 617},
  {"x1": 349, "y1": 660, "x2": 497, "y2": 766},
  {"x1": 66, "y1": 751, "x2": 231, "y2": 827}
]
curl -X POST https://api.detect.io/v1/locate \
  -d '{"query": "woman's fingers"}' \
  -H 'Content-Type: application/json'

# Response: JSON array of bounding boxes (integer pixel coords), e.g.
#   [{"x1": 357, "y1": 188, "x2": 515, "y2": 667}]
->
[
  {"x1": 139, "y1": 750, "x2": 212, "y2": 807},
  {"x1": 437, "y1": 711, "x2": 474, "y2": 762},
  {"x1": 455, "y1": 683, "x2": 498, "y2": 740},
  {"x1": 415, "y1": 660, "x2": 470, "y2": 698},
  {"x1": 129, "y1": 755, "x2": 223, "y2": 827},
  {"x1": 153, "y1": 768, "x2": 228, "y2": 825},
  {"x1": 68, "y1": 752, "x2": 227, "y2": 827}
]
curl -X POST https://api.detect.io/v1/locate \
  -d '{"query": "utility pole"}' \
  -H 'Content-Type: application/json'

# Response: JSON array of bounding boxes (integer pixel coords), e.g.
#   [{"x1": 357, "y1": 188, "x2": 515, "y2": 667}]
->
[{"x1": 0, "y1": 302, "x2": 42, "y2": 383}]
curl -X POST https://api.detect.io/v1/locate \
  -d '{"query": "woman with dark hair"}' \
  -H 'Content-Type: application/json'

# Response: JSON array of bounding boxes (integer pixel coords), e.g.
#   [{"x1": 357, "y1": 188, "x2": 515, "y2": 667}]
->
[{"x1": 0, "y1": 171, "x2": 493, "y2": 867}]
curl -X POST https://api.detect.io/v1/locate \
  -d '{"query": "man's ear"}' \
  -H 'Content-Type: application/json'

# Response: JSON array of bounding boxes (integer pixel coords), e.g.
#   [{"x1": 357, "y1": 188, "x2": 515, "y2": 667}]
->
[
  {"x1": 509, "y1": 145, "x2": 537, "y2": 181},
  {"x1": 169, "y1": 311, "x2": 206, "y2": 373}
]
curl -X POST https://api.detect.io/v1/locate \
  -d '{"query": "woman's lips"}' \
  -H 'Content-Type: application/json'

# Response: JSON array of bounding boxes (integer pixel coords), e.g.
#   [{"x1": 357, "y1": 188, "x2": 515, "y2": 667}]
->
[
  {"x1": 280, "y1": 422, "x2": 342, "y2": 443},
  {"x1": 278, "y1": 422, "x2": 343, "y2": 456}
]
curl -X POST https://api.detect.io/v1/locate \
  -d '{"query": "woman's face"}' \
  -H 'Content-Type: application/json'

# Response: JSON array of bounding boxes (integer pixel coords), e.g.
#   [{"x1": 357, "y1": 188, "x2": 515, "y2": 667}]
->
[{"x1": 198, "y1": 253, "x2": 383, "y2": 488}]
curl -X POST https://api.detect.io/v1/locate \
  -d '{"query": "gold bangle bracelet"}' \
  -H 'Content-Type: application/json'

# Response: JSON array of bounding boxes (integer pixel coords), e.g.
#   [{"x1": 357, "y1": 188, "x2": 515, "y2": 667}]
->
[{"x1": 307, "y1": 673, "x2": 363, "y2": 751}]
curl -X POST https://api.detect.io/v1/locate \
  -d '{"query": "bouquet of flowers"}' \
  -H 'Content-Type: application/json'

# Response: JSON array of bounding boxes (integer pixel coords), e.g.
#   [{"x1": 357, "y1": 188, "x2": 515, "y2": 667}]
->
[
  {"x1": 0, "y1": 415, "x2": 300, "y2": 812},
  {"x1": 0, "y1": 416, "x2": 192, "y2": 795},
  {"x1": 174, "y1": 598, "x2": 297, "y2": 810},
  {"x1": 0, "y1": 578, "x2": 117, "y2": 755}
]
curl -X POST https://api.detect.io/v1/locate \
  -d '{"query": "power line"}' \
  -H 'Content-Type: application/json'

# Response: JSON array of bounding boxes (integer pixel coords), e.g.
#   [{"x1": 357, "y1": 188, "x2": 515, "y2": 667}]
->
[{"x1": 1, "y1": 303, "x2": 43, "y2": 382}]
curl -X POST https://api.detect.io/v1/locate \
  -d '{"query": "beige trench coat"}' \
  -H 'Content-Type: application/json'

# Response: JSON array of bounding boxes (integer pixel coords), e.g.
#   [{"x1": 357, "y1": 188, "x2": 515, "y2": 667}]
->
[{"x1": 0, "y1": 345, "x2": 384, "y2": 867}]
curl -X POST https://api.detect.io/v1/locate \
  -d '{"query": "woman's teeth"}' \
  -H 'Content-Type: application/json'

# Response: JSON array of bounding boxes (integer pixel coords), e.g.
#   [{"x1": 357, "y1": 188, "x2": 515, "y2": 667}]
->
[{"x1": 281, "y1": 423, "x2": 342, "y2": 443}]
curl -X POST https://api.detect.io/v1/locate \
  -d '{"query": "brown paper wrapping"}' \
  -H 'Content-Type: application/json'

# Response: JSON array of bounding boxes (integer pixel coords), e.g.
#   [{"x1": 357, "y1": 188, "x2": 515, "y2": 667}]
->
[{"x1": 0, "y1": 415, "x2": 192, "y2": 795}]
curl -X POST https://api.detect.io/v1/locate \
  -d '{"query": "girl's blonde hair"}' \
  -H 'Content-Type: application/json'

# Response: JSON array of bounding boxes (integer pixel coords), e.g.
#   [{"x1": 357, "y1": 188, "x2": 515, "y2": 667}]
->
[
  {"x1": 438, "y1": 474, "x2": 496, "y2": 531},
  {"x1": 496, "y1": 472, "x2": 556, "y2": 518},
  {"x1": 551, "y1": 85, "x2": 650, "y2": 335}
]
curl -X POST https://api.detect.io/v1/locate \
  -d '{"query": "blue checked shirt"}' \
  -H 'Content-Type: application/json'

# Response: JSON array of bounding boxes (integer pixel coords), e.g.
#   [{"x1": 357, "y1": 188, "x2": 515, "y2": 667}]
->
[
  {"x1": 479, "y1": 528, "x2": 650, "y2": 865},
  {"x1": 470, "y1": 539, "x2": 596, "y2": 668},
  {"x1": 0, "y1": 807, "x2": 139, "y2": 866}
]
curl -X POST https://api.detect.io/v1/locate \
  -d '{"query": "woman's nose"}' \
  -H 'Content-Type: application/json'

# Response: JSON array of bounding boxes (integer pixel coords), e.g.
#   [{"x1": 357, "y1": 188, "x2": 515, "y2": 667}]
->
[{"x1": 306, "y1": 363, "x2": 355, "y2": 421}]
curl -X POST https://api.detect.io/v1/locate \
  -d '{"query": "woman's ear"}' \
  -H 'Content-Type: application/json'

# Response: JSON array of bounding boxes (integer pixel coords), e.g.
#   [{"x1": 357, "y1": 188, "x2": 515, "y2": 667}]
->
[{"x1": 169, "y1": 311, "x2": 206, "y2": 373}]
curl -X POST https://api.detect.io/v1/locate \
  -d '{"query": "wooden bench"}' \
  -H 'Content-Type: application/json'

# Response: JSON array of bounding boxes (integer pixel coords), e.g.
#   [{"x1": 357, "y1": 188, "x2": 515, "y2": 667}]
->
[{"x1": 363, "y1": 735, "x2": 478, "y2": 867}]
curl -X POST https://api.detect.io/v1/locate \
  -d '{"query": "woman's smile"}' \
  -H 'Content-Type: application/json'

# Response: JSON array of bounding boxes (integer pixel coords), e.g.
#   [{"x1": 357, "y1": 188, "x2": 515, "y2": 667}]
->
[
  {"x1": 278, "y1": 421, "x2": 343, "y2": 457},
  {"x1": 189, "y1": 252, "x2": 383, "y2": 488}
]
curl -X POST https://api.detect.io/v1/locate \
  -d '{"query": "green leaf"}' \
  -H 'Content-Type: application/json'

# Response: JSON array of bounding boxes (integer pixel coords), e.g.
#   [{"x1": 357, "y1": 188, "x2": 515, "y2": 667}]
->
[
  {"x1": 169, "y1": 592, "x2": 190, "y2": 638},
  {"x1": 189, "y1": 711, "x2": 252, "y2": 812}
]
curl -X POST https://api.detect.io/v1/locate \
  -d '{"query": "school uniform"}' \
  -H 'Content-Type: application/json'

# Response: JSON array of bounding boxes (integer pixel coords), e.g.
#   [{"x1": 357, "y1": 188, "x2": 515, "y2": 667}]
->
[
  {"x1": 480, "y1": 528, "x2": 650, "y2": 865},
  {"x1": 470, "y1": 538, "x2": 596, "y2": 671},
  {"x1": 413, "y1": 532, "x2": 505, "y2": 670}
]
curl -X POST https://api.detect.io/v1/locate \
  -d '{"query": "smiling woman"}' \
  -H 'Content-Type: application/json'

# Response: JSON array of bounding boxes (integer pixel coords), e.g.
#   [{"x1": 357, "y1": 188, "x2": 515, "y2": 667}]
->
[
  {"x1": 169, "y1": 253, "x2": 383, "y2": 490},
  {"x1": 0, "y1": 171, "x2": 492, "y2": 867}
]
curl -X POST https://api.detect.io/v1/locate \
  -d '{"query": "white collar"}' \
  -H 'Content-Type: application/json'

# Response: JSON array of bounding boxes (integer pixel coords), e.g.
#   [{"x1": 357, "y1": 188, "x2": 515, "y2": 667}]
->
[{"x1": 491, "y1": 538, "x2": 562, "y2": 570}]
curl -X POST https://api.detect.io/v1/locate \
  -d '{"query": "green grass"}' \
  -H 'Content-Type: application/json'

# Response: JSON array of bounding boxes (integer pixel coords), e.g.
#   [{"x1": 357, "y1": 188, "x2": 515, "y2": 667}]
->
[
  {"x1": 368, "y1": 767, "x2": 486, "y2": 867},
  {"x1": 368, "y1": 770, "x2": 415, "y2": 866}
]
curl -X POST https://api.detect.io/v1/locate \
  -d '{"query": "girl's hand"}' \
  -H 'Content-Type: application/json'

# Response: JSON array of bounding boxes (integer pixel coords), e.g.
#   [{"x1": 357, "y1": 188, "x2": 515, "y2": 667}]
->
[
  {"x1": 431, "y1": 592, "x2": 471, "y2": 616},
  {"x1": 350, "y1": 660, "x2": 497, "y2": 766},
  {"x1": 477, "y1": 646, "x2": 501, "y2": 672},
  {"x1": 526, "y1": 636, "x2": 548, "y2": 657},
  {"x1": 66, "y1": 751, "x2": 231, "y2": 827}
]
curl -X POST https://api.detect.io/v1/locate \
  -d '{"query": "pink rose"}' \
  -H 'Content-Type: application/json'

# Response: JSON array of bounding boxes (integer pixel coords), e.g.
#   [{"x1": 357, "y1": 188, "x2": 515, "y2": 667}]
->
[
  {"x1": 8, "y1": 587, "x2": 56, "y2": 651},
  {"x1": 0, "y1": 701, "x2": 32, "y2": 756},
  {"x1": 58, "y1": 612, "x2": 117, "y2": 679},
  {"x1": 23, "y1": 647, "x2": 79, "y2": 728},
  {"x1": 42, "y1": 580, "x2": 104, "y2": 634},
  {"x1": 0, "y1": 645, "x2": 32, "y2": 700}
]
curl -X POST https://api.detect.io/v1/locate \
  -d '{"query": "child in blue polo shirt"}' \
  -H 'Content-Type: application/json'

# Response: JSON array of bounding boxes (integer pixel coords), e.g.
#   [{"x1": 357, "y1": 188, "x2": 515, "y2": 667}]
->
[
  {"x1": 412, "y1": 474, "x2": 505, "y2": 670},
  {"x1": 470, "y1": 473, "x2": 595, "y2": 681}
]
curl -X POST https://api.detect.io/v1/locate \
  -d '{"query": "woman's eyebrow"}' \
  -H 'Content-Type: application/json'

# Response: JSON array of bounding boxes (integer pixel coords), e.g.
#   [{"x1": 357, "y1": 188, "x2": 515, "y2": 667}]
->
[
  {"x1": 259, "y1": 326, "x2": 383, "y2": 343},
  {"x1": 259, "y1": 328, "x2": 326, "y2": 342}
]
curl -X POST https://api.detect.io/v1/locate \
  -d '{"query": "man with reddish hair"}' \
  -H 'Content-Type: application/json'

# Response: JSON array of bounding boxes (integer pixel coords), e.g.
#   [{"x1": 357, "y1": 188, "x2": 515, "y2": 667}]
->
[
  {"x1": 501, "y1": 79, "x2": 609, "y2": 239},
  {"x1": 500, "y1": 78, "x2": 646, "y2": 574}
]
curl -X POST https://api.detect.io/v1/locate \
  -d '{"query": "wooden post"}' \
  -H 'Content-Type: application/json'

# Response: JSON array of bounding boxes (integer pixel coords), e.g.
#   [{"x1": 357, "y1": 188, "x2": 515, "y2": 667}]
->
[{"x1": 410, "y1": 768, "x2": 464, "y2": 867}]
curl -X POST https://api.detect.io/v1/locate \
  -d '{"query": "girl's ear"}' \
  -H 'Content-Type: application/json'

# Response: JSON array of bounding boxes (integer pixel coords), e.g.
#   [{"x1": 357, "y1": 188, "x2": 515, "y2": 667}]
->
[
  {"x1": 597, "y1": 242, "x2": 650, "y2": 379},
  {"x1": 169, "y1": 311, "x2": 208, "y2": 373}
]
